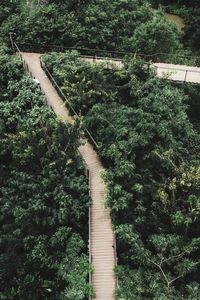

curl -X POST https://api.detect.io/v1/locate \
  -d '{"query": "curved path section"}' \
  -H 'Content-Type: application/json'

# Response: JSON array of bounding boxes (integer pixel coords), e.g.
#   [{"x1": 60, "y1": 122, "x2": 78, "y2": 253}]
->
[{"x1": 21, "y1": 52, "x2": 116, "y2": 300}]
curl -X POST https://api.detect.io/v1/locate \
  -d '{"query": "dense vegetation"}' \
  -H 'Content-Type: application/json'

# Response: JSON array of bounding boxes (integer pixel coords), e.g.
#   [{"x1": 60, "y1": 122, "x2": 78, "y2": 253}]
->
[
  {"x1": 0, "y1": 0, "x2": 200, "y2": 299},
  {"x1": 151, "y1": 0, "x2": 200, "y2": 55},
  {"x1": 44, "y1": 51, "x2": 200, "y2": 299},
  {"x1": 1, "y1": 0, "x2": 200, "y2": 63},
  {"x1": 0, "y1": 55, "x2": 91, "y2": 299},
  {"x1": 0, "y1": 0, "x2": 188, "y2": 59}
]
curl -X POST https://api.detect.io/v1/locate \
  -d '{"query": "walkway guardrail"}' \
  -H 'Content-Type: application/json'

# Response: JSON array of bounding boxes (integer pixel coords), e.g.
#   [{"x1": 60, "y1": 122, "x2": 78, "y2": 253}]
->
[
  {"x1": 40, "y1": 57, "x2": 99, "y2": 148},
  {"x1": 154, "y1": 64, "x2": 200, "y2": 83},
  {"x1": 113, "y1": 228, "x2": 119, "y2": 296},
  {"x1": 14, "y1": 41, "x2": 96, "y2": 299},
  {"x1": 80, "y1": 54, "x2": 122, "y2": 62},
  {"x1": 15, "y1": 42, "x2": 127, "y2": 59},
  {"x1": 13, "y1": 42, "x2": 200, "y2": 66},
  {"x1": 13, "y1": 40, "x2": 98, "y2": 148},
  {"x1": 88, "y1": 169, "x2": 92, "y2": 300},
  {"x1": 14, "y1": 42, "x2": 48, "y2": 101}
]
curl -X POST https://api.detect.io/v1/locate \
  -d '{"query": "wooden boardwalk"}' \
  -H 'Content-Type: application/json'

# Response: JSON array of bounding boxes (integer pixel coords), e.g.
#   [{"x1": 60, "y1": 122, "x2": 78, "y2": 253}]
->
[
  {"x1": 21, "y1": 53, "x2": 116, "y2": 300},
  {"x1": 19, "y1": 52, "x2": 199, "y2": 299},
  {"x1": 154, "y1": 62, "x2": 200, "y2": 84},
  {"x1": 79, "y1": 144, "x2": 116, "y2": 300},
  {"x1": 22, "y1": 53, "x2": 73, "y2": 124},
  {"x1": 81, "y1": 55, "x2": 200, "y2": 84}
]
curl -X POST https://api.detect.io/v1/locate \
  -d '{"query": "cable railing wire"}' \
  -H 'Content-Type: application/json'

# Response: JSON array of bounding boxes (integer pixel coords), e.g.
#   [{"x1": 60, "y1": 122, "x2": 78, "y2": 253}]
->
[
  {"x1": 16, "y1": 40, "x2": 200, "y2": 73},
  {"x1": 13, "y1": 41, "x2": 99, "y2": 148},
  {"x1": 13, "y1": 41, "x2": 98, "y2": 299},
  {"x1": 41, "y1": 61, "x2": 99, "y2": 148},
  {"x1": 88, "y1": 169, "x2": 92, "y2": 300},
  {"x1": 16, "y1": 42, "x2": 127, "y2": 59},
  {"x1": 15, "y1": 41, "x2": 200, "y2": 65}
]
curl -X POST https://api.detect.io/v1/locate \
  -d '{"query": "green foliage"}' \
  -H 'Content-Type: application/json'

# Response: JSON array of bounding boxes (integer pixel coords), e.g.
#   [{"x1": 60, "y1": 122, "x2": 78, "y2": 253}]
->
[
  {"x1": 150, "y1": 0, "x2": 200, "y2": 8},
  {"x1": 149, "y1": 0, "x2": 200, "y2": 54},
  {"x1": 0, "y1": 55, "x2": 90, "y2": 299},
  {"x1": 0, "y1": 55, "x2": 23, "y2": 93},
  {"x1": 1, "y1": 0, "x2": 200, "y2": 298},
  {"x1": 183, "y1": 8, "x2": 200, "y2": 53},
  {"x1": 0, "y1": 0, "x2": 19, "y2": 25},
  {"x1": 0, "y1": 0, "x2": 184, "y2": 58},
  {"x1": 45, "y1": 52, "x2": 200, "y2": 298},
  {"x1": 43, "y1": 51, "x2": 122, "y2": 115},
  {"x1": 169, "y1": 81, "x2": 200, "y2": 133},
  {"x1": 129, "y1": 14, "x2": 181, "y2": 55}
]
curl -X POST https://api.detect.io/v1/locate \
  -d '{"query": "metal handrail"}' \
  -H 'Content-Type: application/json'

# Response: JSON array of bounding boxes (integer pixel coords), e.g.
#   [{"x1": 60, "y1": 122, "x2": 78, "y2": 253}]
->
[
  {"x1": 40, "y1": 58, "x2": 79, "y2": 117},
  {"x1": 13, "y1": 40, "x2": 95, "y2": 299},
  {"x1": 14, "y1": 42, "x2": 22, "y2": 55},
  {"x1": 113, "y1": 228, "x2": 119, "y2": 297},
  {"x1": 14, "y1": 42, "x2": 200, "y2": 61},
  {"x1": 14, "y1": 41, "x2": 200, "y2": 75},
  {"x1": 155, "y1": 64, "x2": 200, "y2": 74},
  {"x1": 14, "y1": 39, "x2": 100, "y2": 149},
  {"x1": 16, "y1": 42, "x2": 126, "y2": 58},
  {"x1": 14, "y1": 42, "x2": 35, "y2": 79},
  {"x1": 154, "y1": 65, "x2": 200, "y2": 83},
  {"x1": 80, "y1": 54, "x2": 123, "y2": 62},
  {"x1": 88, "y1": 170, "x2": 92, "y2": 300},
  {"x1": 40, "y1": 58, "x2": 99, "y2": 148}
]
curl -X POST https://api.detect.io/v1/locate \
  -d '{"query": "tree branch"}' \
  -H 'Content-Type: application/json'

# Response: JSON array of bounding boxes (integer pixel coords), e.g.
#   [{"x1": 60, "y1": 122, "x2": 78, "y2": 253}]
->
[
  {"x1": 151, "y1": 260, "x2": 170, "y2": 287},
  {"x1": 168, "y1": 274, "x2": 183, "y2": 285},
  {"x1": 150, "y1": 259, "x2": 184, "y2": 288},
  {"x1": 160, "y1": 250, "x2": 188, "y2": 266}
]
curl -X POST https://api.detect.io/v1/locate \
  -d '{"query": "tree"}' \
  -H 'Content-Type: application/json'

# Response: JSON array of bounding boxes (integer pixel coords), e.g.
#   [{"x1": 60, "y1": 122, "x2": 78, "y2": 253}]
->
[
  {"x1": 129, "y1": 14, "x2": 181, "y2": 55},
  {"x1": 0, "y1": 54, "x2": 91, "y2": 299},
  {"x1": 0, "y1": 0, "x2": 186, "y2": 58},
  {"x1": 45, "y1": 52, "x2": 200, "y2": 298}
]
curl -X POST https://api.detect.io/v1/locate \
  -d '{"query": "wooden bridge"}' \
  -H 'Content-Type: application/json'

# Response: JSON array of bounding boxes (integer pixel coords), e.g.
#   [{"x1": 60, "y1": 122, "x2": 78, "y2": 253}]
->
[
  {"x1": 154, "y1": 62, "x2": 200, "y2": 84},
  {"x1": 21, "y1": 52, "x2": 116, "y2": 300},
  {"x1": 80, "y1": 55, "x2": 200, "y2": 84},
  {"x1": 18, "y1": 51, "x2": 200, "y2": 300}
]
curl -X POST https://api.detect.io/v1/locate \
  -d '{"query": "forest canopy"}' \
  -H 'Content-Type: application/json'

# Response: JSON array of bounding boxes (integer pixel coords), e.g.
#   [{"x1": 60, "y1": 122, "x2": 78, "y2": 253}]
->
[
  {"x1": 43, "y1": 51, "x2": 200, "y2": 299},
  {"x1": 0, "y1": 55, "x2": 91, "y2": 299},
  {"x1": 0, "y1": 0, "x2": 200, "y2": 299},
  {"x1": 0, "y1": 0, "x2": 186, "y2": 57}
]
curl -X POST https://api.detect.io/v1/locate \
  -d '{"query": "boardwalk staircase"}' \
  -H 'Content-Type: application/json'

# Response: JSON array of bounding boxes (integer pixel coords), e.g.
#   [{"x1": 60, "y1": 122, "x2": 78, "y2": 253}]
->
[
  {"x1": 20, "y1": 52, "x2": 117, "y2": 300},
  {"x1": 16, "y1": 46, "x2": 200, "y2": 299}
]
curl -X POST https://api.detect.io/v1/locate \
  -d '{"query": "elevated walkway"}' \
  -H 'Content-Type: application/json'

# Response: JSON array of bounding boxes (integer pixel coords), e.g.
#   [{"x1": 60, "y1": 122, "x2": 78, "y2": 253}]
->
[
  {"x1": 154, "y1": 62, "x2": 200, "y2": 83},
  {"x1": 80, "y1": 55, "x2": 200, "y2": 84},
  {"x1": 19, "y1": 50, "x2": 200, "y2": 299},
  {"x1": 21, "y1": 52, "x2": 116, "y2": 300}
]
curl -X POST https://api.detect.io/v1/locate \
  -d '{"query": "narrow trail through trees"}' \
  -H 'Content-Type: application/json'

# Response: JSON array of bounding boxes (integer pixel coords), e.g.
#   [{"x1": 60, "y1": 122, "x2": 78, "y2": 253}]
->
[
  {"x1": 21, "y1": 52, "x2": 116, "y2": 300},
  {"x1": 19, "y1": 52, "x2": 200, "y2": 299}
]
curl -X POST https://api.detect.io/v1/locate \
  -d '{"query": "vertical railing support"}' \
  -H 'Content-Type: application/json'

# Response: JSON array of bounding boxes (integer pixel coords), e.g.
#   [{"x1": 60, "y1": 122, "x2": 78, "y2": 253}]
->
[{"x1": 184, "y1": 70, "x2": 188, "y2": 82}]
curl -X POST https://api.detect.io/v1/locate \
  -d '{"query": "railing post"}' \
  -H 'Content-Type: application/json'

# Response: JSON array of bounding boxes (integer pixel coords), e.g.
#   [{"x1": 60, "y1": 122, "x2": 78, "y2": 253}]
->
[
  {"x1": 40, "y1": 56, "x2": 99, "y2": 148},
  {"x1": 184, "y1": 70, "x2": 188, "y2": 82}
]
